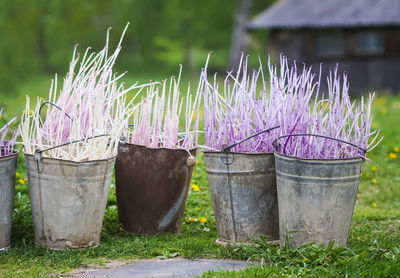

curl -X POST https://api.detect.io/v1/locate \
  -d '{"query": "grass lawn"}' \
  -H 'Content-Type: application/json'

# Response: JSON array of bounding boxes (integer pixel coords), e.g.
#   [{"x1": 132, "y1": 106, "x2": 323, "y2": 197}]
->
[{"x1": 0, "y1": 77, "x2": 399, "y2": 277}]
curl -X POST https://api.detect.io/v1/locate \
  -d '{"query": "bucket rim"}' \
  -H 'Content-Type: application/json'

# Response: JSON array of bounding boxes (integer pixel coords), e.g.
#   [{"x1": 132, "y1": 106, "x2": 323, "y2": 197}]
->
[
  {"x1": 0, "y1": 149, "x2": 19, "y2": 161},
  {"x1": 125, "y1": 142, "x2": 197, "y2": 153},
  {"x1": 203, "y1": 150, "x2": 273, "y2": 156},
  {"x1": 273, "y1": 150, "x2": 365, "y2": 163},
  {"x1": 23, "y1": 152, "x2": 117, "y2": 164}
]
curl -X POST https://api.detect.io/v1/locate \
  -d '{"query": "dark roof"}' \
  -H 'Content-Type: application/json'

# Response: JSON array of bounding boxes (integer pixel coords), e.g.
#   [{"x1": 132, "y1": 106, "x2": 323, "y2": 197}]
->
[{"x1": 248, "y1": 0, "x2": 400, "y2": 29}]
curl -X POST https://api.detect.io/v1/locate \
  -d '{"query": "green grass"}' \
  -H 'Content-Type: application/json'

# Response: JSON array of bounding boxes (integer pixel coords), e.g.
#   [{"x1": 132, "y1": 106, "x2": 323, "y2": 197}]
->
[
  {"x1": 0, "y1": 79, "x2": 400, "y2": 277},
  {"x1": 0, "y1": 72, "x2": 191, "y2": 118}
]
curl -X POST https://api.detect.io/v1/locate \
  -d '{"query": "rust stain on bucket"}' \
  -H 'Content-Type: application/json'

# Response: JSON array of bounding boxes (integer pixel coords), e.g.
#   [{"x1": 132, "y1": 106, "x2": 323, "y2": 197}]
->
[
  {"x1": 25, "y1": 154, "x2": 115, "y2": 250},
  {"x1": 115, "y1": 143, "x2": 196, "y2": 235}
]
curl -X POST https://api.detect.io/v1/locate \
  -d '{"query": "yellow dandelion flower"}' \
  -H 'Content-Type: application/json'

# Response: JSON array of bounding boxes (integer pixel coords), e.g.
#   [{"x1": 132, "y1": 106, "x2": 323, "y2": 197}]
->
[
  {"x1": 389, "y1": 153, "x2": 397, "y2": 159},
  {"x1": 372, "y1": 178, "x2": 377, "y2": 184},
  {"x1": 191, "y1": 184, "x2": 200, "y2": 191},
  {"x1": 376, "y1": 97, "x2": 387, "y2": 106},
  {"x1": 371, "y1": 166, "x2": 377, "y2": 172},
  {"x1": 15, "y1": 172, "x2": 21, "y2": 178},
  {"x1": 372, "y1": 203, "x2": 377, "y2": 207},
  {"x1": 394, "y1": 147, "x2": 399, "y2": 153},
  {"x1": 18, "y1": 179, "x2": 25, "y2": 185},
  {"x1": 188, "y1": 217, "x2": 196, "y2": 222},
  {"x1": 119, "y1": 227, "x2": 124, "y2": 231},
  {"x1": 199, "y1": 217, "x2": 207, "y2": 223},
  {"x1": 23, "y1": 177, "x2": 28, "y2": 182}
]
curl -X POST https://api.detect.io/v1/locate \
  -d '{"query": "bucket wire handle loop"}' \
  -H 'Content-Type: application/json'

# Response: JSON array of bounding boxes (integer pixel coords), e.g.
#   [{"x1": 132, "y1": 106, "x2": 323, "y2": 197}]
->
[
  {"x1": 33, "y1": 134, "x2": 110, "y2": 173},
  {"x1": 220, "y1": 125, "x2": 280, "y2": 166},
  {"x1": 222, "y1": 125, "x2": 281, "y2": 153},
  {"x1": 33, "y1": 149, "x2": 43, "y2": 173},
  {"x1": 38, "y1": 101, "x2": 73, "y2": 127},
  {"x1": 119, "y1": 136, "x2": 128, "y2": 153},
  {"x1": 272, "y1": 133, "x2": 367, "y2": 156},
  {"x1": 186, "y1": 151, "x2": 197, "y2": 167},
  {"x1": 220, "y1": 152, "x2": 235, "y2": 165}
]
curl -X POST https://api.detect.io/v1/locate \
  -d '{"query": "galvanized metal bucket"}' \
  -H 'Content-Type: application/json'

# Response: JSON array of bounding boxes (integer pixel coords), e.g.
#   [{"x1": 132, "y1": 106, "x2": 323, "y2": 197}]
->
[
  {"x1": 25, "y1": 153, "x2": 115, "y2": 250},
  {"x1": 273, "y1": 134, "x2": 365, "y2": 248},
  {"x1": 0, "y1": 151, "x2": 18, "y2": 250},
  {"x1": 204, "y1": 151, "x2": 279, "y2": 243},
  {"x1": 115, "y1": 143, "x2": 197, "y2": 235}
]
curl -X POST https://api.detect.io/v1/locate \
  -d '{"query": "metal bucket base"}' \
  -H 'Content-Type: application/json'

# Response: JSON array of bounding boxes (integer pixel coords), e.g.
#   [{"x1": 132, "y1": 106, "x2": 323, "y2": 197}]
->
[
  {"x1": 41, "y1": 242, "x2": 99, "y2": 251},
  {"x1": 215, "y1": 238, "x2": 247, "y2": 247},
  {"x1": 215, "y1": 238, "x2": 280, "y2": 247}
]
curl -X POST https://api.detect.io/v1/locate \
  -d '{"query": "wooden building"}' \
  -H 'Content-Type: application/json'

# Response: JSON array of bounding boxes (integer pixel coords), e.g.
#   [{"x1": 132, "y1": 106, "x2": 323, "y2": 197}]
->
[{"x1": 248, "y1": 0, "x2": 400, "y2": 93}]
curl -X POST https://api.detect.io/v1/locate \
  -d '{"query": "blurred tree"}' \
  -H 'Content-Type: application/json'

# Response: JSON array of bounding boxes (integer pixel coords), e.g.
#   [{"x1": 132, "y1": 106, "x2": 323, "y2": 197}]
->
[
  {"x1": 229, "y1": 0, "x2": 252, "y2": 70},
  {"x1": 0, "y1": 0, "x2": 43, "y2": 93},
  {"x1": 0, "y1": 0, "x2": 275, "y2": 94}
]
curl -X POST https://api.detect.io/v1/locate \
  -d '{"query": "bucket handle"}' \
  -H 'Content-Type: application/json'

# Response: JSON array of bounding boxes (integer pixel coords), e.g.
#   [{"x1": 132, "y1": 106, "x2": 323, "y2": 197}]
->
[
  {"x1": 33, "y1": 134, "x2": 111, "y2": 173},
  {"x1": 272, "y1": 133, "x2": 367, "y2": 158},
  {"x1": 221, "y1": 125, "x2": 280, "y2": 153},
  {"x1": 119, "y1": 136, "x2": 128, "y2": 153},
  {"x1": 38, "y1": 101, "x2": 73, "y2": 127}
]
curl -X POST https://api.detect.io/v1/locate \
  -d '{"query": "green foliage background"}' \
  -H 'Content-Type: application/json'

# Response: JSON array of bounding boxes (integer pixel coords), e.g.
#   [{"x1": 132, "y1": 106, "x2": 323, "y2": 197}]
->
[{"x1": 0, "y1": 0, "x2": 273, "y2": 95}]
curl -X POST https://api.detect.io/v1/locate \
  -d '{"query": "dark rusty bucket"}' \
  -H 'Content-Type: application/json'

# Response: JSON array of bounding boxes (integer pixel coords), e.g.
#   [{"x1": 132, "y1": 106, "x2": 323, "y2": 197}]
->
[
  {"x1": 115, "y1": 143, "x2": 197, "y2": 235},
  {"x1": 0, "y1": 151, "x2": 18, "y2": 250},
  {"x1": 25, "y1": 153, "x2": 115, "y2": 250},
  {"x1": 273, "y1": 134, "x2": 365, "y2": 248},
  {"x1": 204, "y1": 151, "x2": 279, "y2": 243}
]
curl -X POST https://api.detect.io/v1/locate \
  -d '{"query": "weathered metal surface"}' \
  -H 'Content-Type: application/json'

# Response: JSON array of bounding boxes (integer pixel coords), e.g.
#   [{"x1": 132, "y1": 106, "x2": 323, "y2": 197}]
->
[
  {"x1": 204, "y1": 152, "x2": 279, "y2": 243},
  {"x1": 115, "y1": 144, "x2": 196, "y2": 235},
  {"x1": 25, "y1": 154, "x2": 115, "y2": 250},
  {"x1": 0, "y1": 151, "x2": 18, "y2": 250},
  {"x1": 274, "y1": 151, "x2": 364, "y2": 248}
]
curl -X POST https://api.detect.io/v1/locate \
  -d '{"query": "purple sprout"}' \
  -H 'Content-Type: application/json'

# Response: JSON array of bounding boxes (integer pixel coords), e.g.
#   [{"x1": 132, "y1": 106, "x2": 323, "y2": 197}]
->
[
  {"x1": 203, "y1": 54, "x2": 381, "y2": 159},
  {"x1": 127, "y1": 66, "x2": 202, "y2": 150},
  {"x1": 20, "y1": 24, "x2": 144, "y2": 161},
  {"x1": 202, "y1": 54, "x2": 319, "y2": 153},
  {"x1": 274, "y1": 66, "x2": 382, "y2": 159},
  {"x1": 203, "y1": 55, "x2": 279, "y2": 152},
  {"x1": 0, "y1": 104, "x2": 18, "y2": 157}
]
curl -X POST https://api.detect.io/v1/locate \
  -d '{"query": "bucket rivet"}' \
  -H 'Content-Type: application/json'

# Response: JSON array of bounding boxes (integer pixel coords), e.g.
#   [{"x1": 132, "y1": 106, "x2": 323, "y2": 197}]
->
[{"x1": 186, "y1": 155, "x2": 196, "y2": 167}]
